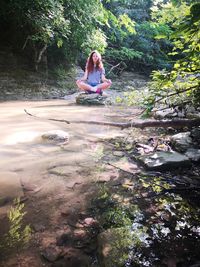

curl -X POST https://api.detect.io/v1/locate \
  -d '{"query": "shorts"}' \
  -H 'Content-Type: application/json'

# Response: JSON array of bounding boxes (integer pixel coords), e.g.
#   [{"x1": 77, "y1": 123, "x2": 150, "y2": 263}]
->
[{"x1": 87, "y1": 82, "x2": 99, "y2": 87}]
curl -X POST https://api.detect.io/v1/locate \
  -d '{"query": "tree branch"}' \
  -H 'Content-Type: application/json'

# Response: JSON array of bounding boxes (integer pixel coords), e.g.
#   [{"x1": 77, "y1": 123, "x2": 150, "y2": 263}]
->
[
  {"x1": 24, "y1": 109, "x2": 200, "y2": 129},
  {"x1": 24, "y1": 109, "x2": 70, "y2": 124},
  {"x1": 22, "y1": 36, "x2": 30, "y2": 50},
  {"x1": 155, "y1": 85, "x2": 198, "y2": 104},
  {"x1": 36, "y1": 44, "x2": 47, "y2": 64}
]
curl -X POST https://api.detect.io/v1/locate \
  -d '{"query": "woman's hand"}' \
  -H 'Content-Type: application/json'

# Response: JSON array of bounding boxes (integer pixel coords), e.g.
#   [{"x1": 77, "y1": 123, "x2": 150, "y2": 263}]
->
[
  {"x1": 106, "y1": 79, "x2": 112, "y2": 84},
  {"x1": 77, "y1": 78, "x2": 86, "y2": 83}
]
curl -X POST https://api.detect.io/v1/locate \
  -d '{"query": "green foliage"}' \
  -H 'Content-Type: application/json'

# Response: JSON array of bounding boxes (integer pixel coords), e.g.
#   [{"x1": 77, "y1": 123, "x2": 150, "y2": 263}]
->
[
  {"x1": 26, "y1": 1, "x2": 70, "y2": 46},
  {"x1": 102, "y1": 206, "x2": 132, "y2": 228},
  {"x1": 93, "y1": 161, "x2": 200, "y2": 266},
  {"x1": 81, "y1": 29, "x2": 107, "y2": 56},
  {"x1": 145, "y1": 2, "x2": 200, "y2": 111},
  {"x1": 0, "y1": 0, "x2": 107, "y2": 68},
  {"x1": 106, "y1": 47, "x2": 143, "y2": 62},
  {"x1": 131, "y1": 21, "x2": 171, "y2": 70},
  {"x1": 63, "y1": 0, "x2": 107, "y2": 59},
  {"x1": 151, "y1": 1, "x2": 190, "y2": 27},
  {"x1": 0, "y1": 198, "x2": 31, "y2": 256},
  {"x1": 102, "y1": 0, "x2": 172, "y2": 73},
  {"x1": 1, "y1": 0, "x2": 198, "y2": 83},
  {"x1": 103, "y1": 227, "x2": 133, "y2": 267},
  {"x1": 52, "y1": 65, "x2": 70, "y2": 80},
  {"x1": 1, "y1": 0, "x2": 70, "y2": 48}
]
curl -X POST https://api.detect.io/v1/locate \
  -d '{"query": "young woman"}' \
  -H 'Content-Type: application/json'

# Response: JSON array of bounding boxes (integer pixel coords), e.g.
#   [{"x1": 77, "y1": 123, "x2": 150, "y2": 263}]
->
[{"x1": 76, "y1": 50, "x2": 112, "y2": 95}]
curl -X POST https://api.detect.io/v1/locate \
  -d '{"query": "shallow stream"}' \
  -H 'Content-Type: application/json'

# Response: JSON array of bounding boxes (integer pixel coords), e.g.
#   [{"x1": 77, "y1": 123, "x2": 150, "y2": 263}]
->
[{"x1": 0, "y1": 97, "x2": 200, "y2": 267}]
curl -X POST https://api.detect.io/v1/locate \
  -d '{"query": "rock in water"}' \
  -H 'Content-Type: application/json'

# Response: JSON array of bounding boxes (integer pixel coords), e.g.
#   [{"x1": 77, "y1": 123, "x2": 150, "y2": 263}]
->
[
  {"x1": 76, "y1": 92, "x2": 108, "y2": 105},
  {"x1": 41, "y1": 130, "x2": 69, "y2": 143}
]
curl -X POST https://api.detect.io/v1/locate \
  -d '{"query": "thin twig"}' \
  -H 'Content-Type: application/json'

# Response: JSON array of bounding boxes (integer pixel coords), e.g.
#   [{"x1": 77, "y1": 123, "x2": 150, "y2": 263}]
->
[{"x1": 24, "y1": 109, "x2": 70, "y2": 124}]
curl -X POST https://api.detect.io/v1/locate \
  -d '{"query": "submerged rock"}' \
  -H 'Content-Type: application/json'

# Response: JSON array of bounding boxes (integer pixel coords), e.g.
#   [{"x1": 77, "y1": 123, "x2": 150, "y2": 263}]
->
[
  {"x1": 41, "y1": 130, "x2": 69, "y2": 143},
  {"x1": 76, "y1": 92, "x2": 108, "y2": 105},
  {"x1": 137, "y1": 151, "x2": 191, "y2": 171}
]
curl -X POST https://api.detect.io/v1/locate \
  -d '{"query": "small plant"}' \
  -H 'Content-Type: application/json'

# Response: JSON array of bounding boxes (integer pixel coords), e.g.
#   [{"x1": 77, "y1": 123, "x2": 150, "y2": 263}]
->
[
  {"x1": 92, "y1": 144, "x2": 105, "y2": 163},
  {"x1": 97, "y1": 183, "x2": 110, "y2": 200},
  {"x1": 0, "y1": 198, "x2": 31, "y2": 257}
]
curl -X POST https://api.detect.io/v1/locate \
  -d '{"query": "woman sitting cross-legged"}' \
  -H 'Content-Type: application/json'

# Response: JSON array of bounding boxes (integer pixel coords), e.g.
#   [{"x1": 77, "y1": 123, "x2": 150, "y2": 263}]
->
[{"x1": 76, "y1": 50, "x2": 112, "y2": 95}]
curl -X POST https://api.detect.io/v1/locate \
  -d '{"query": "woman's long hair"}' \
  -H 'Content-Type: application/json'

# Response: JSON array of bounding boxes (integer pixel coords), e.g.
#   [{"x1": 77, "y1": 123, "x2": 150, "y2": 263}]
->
[{"x1": 86, "y1": 50, "x2": 103, "y2": 73}]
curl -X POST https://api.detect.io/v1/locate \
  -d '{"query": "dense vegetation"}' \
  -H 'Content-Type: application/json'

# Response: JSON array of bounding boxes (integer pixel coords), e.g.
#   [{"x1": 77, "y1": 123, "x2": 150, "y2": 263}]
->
[{"x1": 0, "y1": 0, "x2": 199, "y2": 105}]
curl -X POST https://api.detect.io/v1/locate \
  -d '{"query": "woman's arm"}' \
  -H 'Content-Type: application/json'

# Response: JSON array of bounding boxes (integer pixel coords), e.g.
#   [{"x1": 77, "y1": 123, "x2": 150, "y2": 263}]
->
[
  {"x1": 102, "y1": 74, "x2": 112, "y2": 84},
  {"x1": 78, "y1": 70, "x2": 88, "y2": 82}
]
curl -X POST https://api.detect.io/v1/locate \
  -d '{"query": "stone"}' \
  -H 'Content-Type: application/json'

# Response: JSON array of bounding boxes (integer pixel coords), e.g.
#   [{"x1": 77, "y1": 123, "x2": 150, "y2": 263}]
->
[
  {"x1": 62, "y1": 248, "x2": 90, "y2": 267},
  {"x1": 185, "y1": 148, "x2": 200, "y2": 162},
  {"x1": 41, "y1": 246, "x2": 64, "y2": 262},
  {"x1": 56, "y1": 233, "x2": 72, "y2": 246},
  {"x1": 41, "y1": 130, "x2": 69, "y2": 143},
  {"x1": 111, "y1": 158, "x2": 139, "y2": 174},
  {"x1": 83, "y1": 217, "x2": 98, "y2": 227},
  {"x1": 186, "y1": 104, "x2": 196, "y2": 114},
  {"x1": 32, "y1": 223, "x2": 46, "y2": 232},
  {"x1": 170, "y1": 132, "x2": 193, "y2": 153},
  {"x1": 191, "y1": 127, "x2": 200, "y2": 144},
  {"x1": 75, "y1": 92, "x2": 108, "y2": 105},
  {"x1": 137, "y1": 151, "x2": 191, "y2": 171},
  {"x1": 154, "y1": 108, "x2": 177, "y2": 119}
]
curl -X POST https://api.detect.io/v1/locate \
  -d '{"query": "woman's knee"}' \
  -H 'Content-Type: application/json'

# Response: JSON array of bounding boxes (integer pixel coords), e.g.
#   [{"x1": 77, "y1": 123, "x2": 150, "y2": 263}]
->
[
  {"x1": 76, "y1": 80, "x2": 81, "y2": 86},
  {"x1": 106, "y1": 81, "x2": 112, "y2": 88}
]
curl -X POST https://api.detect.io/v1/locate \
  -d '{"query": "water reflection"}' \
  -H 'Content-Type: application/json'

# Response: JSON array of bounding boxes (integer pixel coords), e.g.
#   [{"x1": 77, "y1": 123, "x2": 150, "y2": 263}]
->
[{"x1": 94, "y1": 173, "x2": 200, "y2": 267}]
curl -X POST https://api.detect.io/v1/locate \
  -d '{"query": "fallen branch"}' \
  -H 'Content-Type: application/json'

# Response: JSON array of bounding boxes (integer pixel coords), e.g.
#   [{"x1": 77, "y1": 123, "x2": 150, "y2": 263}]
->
[
  {"x1": 24, "y1": 109, "x2": 70, "y2": 124},
  {"x1": 68, "y1": 118, "x2": 200, "y2": 129},
  {"x1": 24, "y1": 109, "x2": 200, "y2": 129}
]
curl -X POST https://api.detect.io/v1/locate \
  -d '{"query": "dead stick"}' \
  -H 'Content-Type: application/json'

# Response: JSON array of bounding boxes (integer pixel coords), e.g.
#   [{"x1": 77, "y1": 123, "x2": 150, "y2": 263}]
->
[
  {"x1": 24, "y1": 109, "x2": 200, "y2": 129},
  {"x1": 24, "y1": 109, "x2": 70, "y2": 124}
]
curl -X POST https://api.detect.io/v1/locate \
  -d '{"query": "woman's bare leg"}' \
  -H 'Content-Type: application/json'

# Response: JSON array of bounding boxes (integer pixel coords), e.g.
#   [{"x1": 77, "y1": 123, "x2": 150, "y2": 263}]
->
[
  {"x1": 96, "y1": 81, "x2": 112, "y2": 90},
  {"x1": 76, "y1": 80, "x2": 112, "y2": 94},
  {"x1": 76, "y1": 80, "x2": 93, "y2": 91}
]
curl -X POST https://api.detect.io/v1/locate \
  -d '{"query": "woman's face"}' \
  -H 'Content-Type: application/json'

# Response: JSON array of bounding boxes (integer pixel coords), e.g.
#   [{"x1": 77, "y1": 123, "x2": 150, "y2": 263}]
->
[{"x1": 92, "y1": 52, "x2": 100, "y2": 64}]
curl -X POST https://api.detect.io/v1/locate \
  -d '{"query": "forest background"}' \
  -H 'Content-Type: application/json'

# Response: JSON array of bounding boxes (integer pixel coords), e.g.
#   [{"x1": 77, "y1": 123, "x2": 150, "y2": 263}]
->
[{"x1": 0, "y1": 0, "x2": 199, "y2": 109}]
